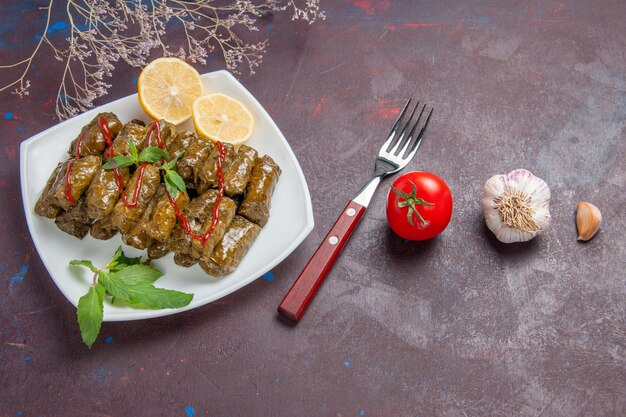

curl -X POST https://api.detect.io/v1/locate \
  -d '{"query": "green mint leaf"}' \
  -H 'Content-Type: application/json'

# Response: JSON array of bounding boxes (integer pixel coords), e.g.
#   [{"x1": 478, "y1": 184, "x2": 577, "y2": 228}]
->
[
  {"x1": 164, "y1": 173, "x2": 179, "y2": 197},
  {"x1": 103, "y1": 155, "x2": 135, "y2": 170},
  {"x1": 110, "y1": 264, "x2": 163, "y2": 285},
  {"x1": 124, "y1": 283, "x2": 193, "y2": 309},
  {"x1": 77, "y1": 283, "x2": 105, "y2": 348},
  {"x1": 128, "y1": 138, "x2": 139, "y2": 162},
  {"x1": 165, "y1": 170, "x2": 186, "y2": 195},
  {"x1": 98, "y1": 271, "x2": 132, "y2": 302},
  {"x1": 70, "y1": 259, "x2": 98, "y2": 273},
  {"x1": 105, "y1": 246, "x2": 124, "y2": 270},
  {"x1": 106, "y1": 246, "x2": 143, "y2": 272},
  {"x1": 162, "y1": 152, "x2": 183, "y2": 170},
  {"x1": 139, "y1": 146, "x2": 169, "y2": 164},
  {"x1": 100, "y1": 271, "x2": 192, "y2": 310}
]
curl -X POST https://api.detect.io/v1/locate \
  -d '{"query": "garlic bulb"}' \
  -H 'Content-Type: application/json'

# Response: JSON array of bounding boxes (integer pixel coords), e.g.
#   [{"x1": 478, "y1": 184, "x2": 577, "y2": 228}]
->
[{"x1": 482, "y1": 169, "x2": 551, "y2": 243}]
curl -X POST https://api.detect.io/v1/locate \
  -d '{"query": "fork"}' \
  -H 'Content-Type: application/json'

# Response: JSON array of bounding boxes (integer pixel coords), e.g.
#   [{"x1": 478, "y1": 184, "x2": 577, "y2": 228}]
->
[{"x1": 278, "y1": 99, "x2": 434, "y2": 321}]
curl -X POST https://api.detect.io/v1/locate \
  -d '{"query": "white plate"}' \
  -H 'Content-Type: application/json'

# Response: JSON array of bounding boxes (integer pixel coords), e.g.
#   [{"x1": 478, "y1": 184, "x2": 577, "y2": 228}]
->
[{"x1": 20, "y1": 70, "x2": 314, "y2": 321}]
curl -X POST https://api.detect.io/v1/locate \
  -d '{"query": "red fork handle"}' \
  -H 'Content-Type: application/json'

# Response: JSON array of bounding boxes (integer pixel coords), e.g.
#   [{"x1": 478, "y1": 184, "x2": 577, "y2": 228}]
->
[{"x1": 278, "y1": 200, "x2": 366, "y2": 322}]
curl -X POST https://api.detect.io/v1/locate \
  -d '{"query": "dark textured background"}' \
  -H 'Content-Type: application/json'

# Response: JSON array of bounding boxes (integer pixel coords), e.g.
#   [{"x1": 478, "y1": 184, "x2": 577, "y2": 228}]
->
[{"x1": 1, "y1": 1, "x2": 625, "y2": 416}]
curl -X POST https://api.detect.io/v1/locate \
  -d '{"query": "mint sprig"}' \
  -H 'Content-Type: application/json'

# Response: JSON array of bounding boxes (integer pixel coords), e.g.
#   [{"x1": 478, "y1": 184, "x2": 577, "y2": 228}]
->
[
  {"x1": 105, "y1": 246, "x2": 142, "y2": 272},
  {"x1": 139, "y1": 146, "x2": 169, "y2": 163},
  {"x1": 70, "y1": 246, "x2": 193, "y2": 348},
  {"x1": 103, "y1": 139, "x2": 169, "y2": 170},
  {"x1": 160, "y1": 152, "x2": 186, "y2": 197}
]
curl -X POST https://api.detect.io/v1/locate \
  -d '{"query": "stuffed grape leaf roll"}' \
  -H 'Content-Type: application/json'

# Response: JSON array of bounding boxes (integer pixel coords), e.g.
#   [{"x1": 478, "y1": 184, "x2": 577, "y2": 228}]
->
[
  {"x1": 223, "y1": 145, "x2": 257, "y2": 196},
  {"x1": 34, "y1": 160, "x2": 70, "y2": 219},
  {"x1": 111, "y1": 163, "x2": 160, "y2": 233},
  {"x1": 198, "y1": 142, "x2": 235, "y2": 190},
  {"x1": 90, "y1": 216, "x2": 118, "y2": 240},
  {"x1": 238, "y1": 155, "x2": 281, "y2": 227},
  {"x1": 176, "y1": 138, "x2": 214, "y2": 186},
  {"x1": 122, "y1": 185, "x2": 164, "y2": 250},
  {"x1": 148, "y1": 240, "x2": 170, "y2": 260},
  {"x1": 111, "y1": 120, "x2": 147, "y2": 157},
  {"x1": 191, "y1": 196, "x2": 238, "y2": 259},
  {"x1": 145, "y1": 188, "x2": 190, "y2": 243},
  {"x1": 54, "y1": 155, "x2": 102, "y2": 211},
  {"x1": 86, "y1": 166, "x2": 130, "y2": 220},
  {"x1": 158, "y1": 120, "x2": 195, "y2": 157},
  {"x1": 55, "y1": 198, "x2": 92, "y2": 239},
  {"x1": 169, "y1": 189, "x2": 219, "y2": 255},
  {"x1": 173, "y1": 252, "x2": 199, "y2": 267},
  {"x1": 199, "y1": 216, "x2": 261, "y2": 276},
  {"x1": 68, "y1": 112, "x2": 122, "y2": 157},
  {"x1": 166, "y1": 130, "x2": 196, "y2": 158}
]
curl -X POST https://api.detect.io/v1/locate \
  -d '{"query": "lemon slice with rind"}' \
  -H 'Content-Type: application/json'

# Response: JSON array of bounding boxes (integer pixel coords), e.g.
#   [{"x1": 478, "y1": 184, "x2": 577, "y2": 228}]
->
[
  {"x1": 138, "y1": 57, "x2": 204, "y2": 125},
  {"x1": 192, "y1": 93, "x2": 255, "y2": 144}
]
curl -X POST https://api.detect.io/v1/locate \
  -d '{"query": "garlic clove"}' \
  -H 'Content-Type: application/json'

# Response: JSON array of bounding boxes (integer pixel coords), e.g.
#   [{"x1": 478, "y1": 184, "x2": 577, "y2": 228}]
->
[{"x1": 576, "y1": 202, "x2": 602, "y2": 241}]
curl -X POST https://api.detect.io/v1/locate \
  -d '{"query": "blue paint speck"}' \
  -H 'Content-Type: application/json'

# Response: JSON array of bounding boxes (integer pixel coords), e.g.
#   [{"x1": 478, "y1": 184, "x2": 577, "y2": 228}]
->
[
  {"x1": 48, "y1": 21, "x2": 68, "y2": 32},
  {"x1": 17, "y1": 411, "x2": 23, "y2": 417},
  {"x1": 267, "y1": 23, "x2": 273, "y2": 29},
  {"x1": 4, "y1": 112, "x2": 14, "y2": 119},
  {"x1": 24, "y1": 356, "x2": 31, "y2": 361},
  {"x1": 184, "y1": 405, "x2": 195, "y2": 417},
  {"x1": 262, "y1": 272, "x2": 275, "y2": 282},
  {"x1": 18, "y1": 127, "x2": 23, "y2": 132},
  {"x1": 359, "y1": 410, "x2": 366, "y2": 416},
  {"x1": 132, "y1": 76, "x2": 138, "y2": 84},
  {"x1": 104, "y1": 336, "x2": 113, "y2": 344},
  {"x1": 35, "y1": 35, "x2": 42, "y2": 39},
  {"x1": 343, "y1": 360, "x2": 350, "y2": 367},
  {"x1": 10, "y1": 263, "x2": 30, "y2": 292}
]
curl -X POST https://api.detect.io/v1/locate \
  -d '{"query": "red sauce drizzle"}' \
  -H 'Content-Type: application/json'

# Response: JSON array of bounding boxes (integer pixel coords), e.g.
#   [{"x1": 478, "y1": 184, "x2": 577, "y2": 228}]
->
[
  {"x1": 167, "y1": 141, "x2": 226, "y2": 246},
  {"x1": 99, "y1": 116, "x2": 114, "y2": 158},
  {"x1": 115, "y1": 162, "x2": 147, "y2": 208},
  {"x1": 144, "y1": 120, "x2": 163, "y2": 148},
  {"x1": 64, "y1": 131, "x2": 87, "y2": 204}
]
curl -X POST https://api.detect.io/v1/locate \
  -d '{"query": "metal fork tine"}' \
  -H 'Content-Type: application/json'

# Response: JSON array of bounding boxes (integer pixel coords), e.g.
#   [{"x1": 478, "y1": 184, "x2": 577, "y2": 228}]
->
[
  {"x1": 405, "y1": 107, "x2": 434, "y2": 160},
  {"x1": 382, "y1": 99, "x2": 411, "y2": 151},
  {"x1": 399, "y1": 104, "x2": 426, "y2": 157},
  {"x1": 390, "y1": 101, "x2": 420, "y2": 154}
]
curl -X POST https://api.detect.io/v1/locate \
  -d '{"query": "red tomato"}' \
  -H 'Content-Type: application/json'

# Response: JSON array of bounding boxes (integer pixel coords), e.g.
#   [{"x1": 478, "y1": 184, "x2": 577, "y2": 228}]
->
[{"x1": 386, "y1": 171, "x2": 452, "y2": 240}]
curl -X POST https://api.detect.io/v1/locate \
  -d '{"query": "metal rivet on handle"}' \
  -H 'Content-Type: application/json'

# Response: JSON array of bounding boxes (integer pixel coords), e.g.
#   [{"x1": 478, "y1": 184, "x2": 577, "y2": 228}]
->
[
  {"x1": 346, "y1": 208, "x2": 356, "y2": 217},
  {"x1": 329, "y1": 236, "x2": 339, "y2": 245}
]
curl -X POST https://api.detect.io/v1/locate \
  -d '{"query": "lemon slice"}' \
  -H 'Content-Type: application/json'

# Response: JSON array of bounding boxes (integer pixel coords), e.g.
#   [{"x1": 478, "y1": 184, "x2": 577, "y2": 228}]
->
[
  {"x1": 192, "y1": 93, "x2": 255, "y2": 144},
  {"x1": 138, "y1": 57, "x2": 204, "y2": 125}
]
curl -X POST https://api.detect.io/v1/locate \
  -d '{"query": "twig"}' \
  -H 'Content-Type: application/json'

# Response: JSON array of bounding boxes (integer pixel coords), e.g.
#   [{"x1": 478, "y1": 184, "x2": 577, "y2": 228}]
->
[{"x1": 0, "y1": 0, "x2": 325, "y2": 120}]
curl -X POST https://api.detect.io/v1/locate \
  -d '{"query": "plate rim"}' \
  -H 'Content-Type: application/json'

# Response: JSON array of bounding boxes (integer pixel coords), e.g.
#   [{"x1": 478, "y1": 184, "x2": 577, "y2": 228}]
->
[{"x1": 20, "y1": 69, "x2": 314, "y2": 322}]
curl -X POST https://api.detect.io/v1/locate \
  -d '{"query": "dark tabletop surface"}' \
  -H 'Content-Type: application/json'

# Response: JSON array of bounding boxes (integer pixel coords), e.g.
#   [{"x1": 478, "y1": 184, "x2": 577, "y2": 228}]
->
[{"x1": 1, "y1": 1, "x2": 625, "y2": 416}]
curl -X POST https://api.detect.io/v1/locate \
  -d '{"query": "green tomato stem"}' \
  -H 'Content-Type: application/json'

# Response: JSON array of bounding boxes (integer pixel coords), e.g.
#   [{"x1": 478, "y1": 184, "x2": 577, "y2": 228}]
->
[{"x1": 391, "y1": 181, "x2": 435, "y2": 226}]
